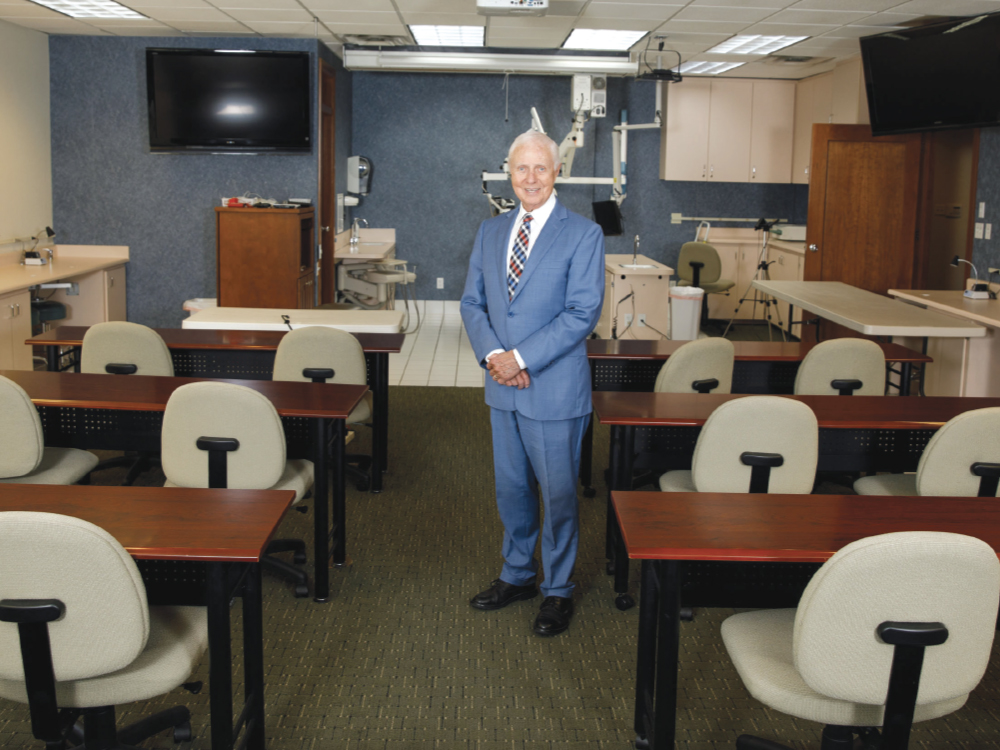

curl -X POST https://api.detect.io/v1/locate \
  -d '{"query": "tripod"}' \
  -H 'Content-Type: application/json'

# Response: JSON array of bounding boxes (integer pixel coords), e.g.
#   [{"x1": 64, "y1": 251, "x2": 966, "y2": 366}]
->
[{"x1": 723, "y1": 218, "x2": 786, "y2": 341}]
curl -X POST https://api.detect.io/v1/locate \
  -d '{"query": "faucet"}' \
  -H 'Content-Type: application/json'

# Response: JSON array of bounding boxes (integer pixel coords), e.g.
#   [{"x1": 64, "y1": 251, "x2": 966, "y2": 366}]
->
[{"x1": 350, "y1": 217, "x2": 369, "y2": 246}]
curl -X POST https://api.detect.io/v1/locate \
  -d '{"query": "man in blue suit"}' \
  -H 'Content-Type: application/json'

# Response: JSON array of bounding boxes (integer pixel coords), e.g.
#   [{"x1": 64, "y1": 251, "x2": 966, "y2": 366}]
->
[{"x1": 461, "y1": 130, "x2": 605, "y2": 636}]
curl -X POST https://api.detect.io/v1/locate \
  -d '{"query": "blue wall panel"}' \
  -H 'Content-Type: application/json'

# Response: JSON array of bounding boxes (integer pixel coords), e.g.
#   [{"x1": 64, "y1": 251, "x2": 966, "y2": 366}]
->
[
  {"x1": 50, "y1": 36, "x2": 349, "y2": 328},
  {"x1": 974, "y1": 128, "x2": 1000, "y2": 274}
]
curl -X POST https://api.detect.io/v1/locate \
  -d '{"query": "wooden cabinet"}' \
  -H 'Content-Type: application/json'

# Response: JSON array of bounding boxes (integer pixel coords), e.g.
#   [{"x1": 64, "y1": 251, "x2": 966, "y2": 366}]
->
[
  {"x1": 47, "y1": 264, "x2": 128, "y2": 327},
  {"x1": 831, "y1": 56, "x2": 869, "y2": 125},
  {"x1": 0, "y1": 290, "x2": 32, "y2": 370},
  {"x1": 661, "y1": 78, "x2": 795, "y2": 183},
  {"x1": 216, "y1": 207, "x2": 316, "y2": 309}
]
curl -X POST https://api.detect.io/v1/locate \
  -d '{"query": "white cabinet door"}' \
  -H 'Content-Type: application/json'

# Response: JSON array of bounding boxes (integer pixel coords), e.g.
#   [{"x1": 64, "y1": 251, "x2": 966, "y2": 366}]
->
[
  {"x1": 104, "y1": 265, "x2": 127, "y2": 321},
  {"x1": 707, "y1": 79, "x2": 752, "y2": 183},
  {"x1": 0, "y1": 290, "x2": 33, "y2": 370},
  {"x1": 661, "y1": 78, "x2": 711, "y2": 181},
  {"x1": 749, "y1": 80, "x2": 795, "y2": 183}
]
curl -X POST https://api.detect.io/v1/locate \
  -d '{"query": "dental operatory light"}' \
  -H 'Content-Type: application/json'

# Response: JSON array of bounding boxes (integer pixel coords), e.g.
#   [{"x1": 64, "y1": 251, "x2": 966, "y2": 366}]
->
[
  {"x1": 706, "y1": 35, "x2": 808, "y2": 55},
  {"x1": 409, "y1": 25, "x2": 485, "y2": 47},
  {"x1": 563, "y1": 29, "x2": 647, "y2": 52},
  {"x1": 677, "y1": 61, "x2": 745, "y2": 75},
  {"x1": 26, "y1": 0, "x2": 145, "y2": 18}
]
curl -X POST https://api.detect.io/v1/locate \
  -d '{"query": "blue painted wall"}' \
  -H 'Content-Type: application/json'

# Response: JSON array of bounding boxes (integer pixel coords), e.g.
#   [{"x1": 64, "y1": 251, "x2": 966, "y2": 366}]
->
[
  {"x1": 351, "y1": 72, "x2": 808, "y2": 300},
  {"x1": 974, "y1": 128, "x2": 1000, "y2": 273},
  {"x1": 50, "y1": 36, "x2": 350, "y2": 327}
]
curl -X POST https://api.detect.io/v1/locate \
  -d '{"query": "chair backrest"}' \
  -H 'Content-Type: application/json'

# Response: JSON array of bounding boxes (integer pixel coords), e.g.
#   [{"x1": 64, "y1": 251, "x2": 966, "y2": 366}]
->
[
  {"x1": 914, "y1": 407, "x2": 1000, "y2": 497},
  {"x1": 654, "y1": 337, "x2": 735, "y2": 394},
  {"x1": 794, "y1": 338, "x2": 885, "y2": 396},
  {"x1": 676, "y1": 242, "x2": 722, "y2": 285},
  {"x1": 793, "y1": 531, "x2": 999, "y2": 707},
  {"x1": 161, "y1": 382, "x2": 286, "y2": 490},
  {"x1": 272, "y1": 326, "x2": 367, "y2": 385},
  {"x1": 81, "y1": 321, "x2": 174, "y2": 377},
  {"x1": 0, "y1": 511, "x2": 149, "y2": 683},
  {"x1": 0, "y1": 376, "x2": 44, "y2": 479},
  {"x1": 691, "y1": 396, "x2": 818, "y2": 493}
]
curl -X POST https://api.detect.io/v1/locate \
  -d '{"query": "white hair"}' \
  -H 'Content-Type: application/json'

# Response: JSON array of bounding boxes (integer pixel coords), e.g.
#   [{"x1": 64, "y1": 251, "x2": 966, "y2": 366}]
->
[{"x1": 508, "y1": 130, "x2": 559, "y2": 169}]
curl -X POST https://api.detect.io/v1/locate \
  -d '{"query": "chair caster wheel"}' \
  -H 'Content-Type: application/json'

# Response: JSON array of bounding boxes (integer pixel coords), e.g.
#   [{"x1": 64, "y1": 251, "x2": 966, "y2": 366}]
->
[
  {"x1": 583, "y1": 486, "x2": 596, "y2": 498},
  {"x1": 356, "y1": 478, "x2": 371, "y2": 492},
  {"x1": 615, "y1": 594, "x2": 635, "y2": 611},
  {"x1": 173, "y1": 722, "x2": 192, "y2": 743},
  {"x1": 680, "y1": 606, "x2": 694, "y2": 621},
  {"x1": 605, "y1": 560, "x2": 615, "y2": 575},
  {"x1": 294, "y1": 584, "x2": 309, "y2": 598},
  {"x1": 635, "y1": 735, "x2": 650, "y2": 750},
  {"x1": 293, "y1": 551, "x2": 307, "y2": 565}
]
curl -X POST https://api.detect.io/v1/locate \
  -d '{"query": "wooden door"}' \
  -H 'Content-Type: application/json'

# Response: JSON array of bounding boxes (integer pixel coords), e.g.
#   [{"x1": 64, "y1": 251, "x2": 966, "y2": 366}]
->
[
  {"x1": 707, "y1": 79, "x2": 752, "y2": 182},
  {"x1": 805, "y1": 124, "x2": 924, "y2": 340},
  {"x1": 319, "y1": 60, "x2": 336, "y2": 305},
  {"x1": 661, "y1": 78, "x2": 711, "y2": 181}
]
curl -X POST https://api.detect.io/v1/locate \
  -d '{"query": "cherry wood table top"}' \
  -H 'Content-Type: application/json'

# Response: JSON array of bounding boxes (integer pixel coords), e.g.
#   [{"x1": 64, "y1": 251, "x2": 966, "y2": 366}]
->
[
  {"x1": 0, "y1": 369, "x2": 368, "y2": 420},
  {"x1": 0, "y1": 483, "x2": 294, "y2": 562},
  {"x1": 612, "y1": 490, "x2": 1000, "y2": 562},
  {"x1": 592, "y1": 391, "x2": 1000, "y2": 430},
  {"x1": 586, "y1": 338, "x2": 931, "y2": 363},
  {"x1": 27, "y1": 326, "x2": 404, "y2": 354}
]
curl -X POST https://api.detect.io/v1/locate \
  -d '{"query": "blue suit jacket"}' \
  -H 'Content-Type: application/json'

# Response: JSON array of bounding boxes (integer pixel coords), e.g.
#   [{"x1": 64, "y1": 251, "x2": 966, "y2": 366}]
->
[{"x1": 460, "y1": 200, "x2": 605, "y2": 421}]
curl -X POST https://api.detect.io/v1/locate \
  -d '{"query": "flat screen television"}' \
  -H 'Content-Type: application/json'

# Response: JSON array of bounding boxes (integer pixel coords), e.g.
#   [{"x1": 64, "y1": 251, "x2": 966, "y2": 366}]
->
[
  {"x1": 860, "y1": 13, "x2": 1000, "y2": 136},
  {"x1": 146, "y1": 48, "x2": 312, "y2": 153}
]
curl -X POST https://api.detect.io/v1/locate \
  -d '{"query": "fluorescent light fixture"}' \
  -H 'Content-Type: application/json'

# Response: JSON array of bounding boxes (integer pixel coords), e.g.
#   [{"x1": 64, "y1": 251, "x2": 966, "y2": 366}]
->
[
  {"x1": 563, "y1": 29, "x2": 646, "y2": 51},
  {"x1": 344, "y1": 49, "x2": 637, "y2": 75},
  {"x1": 706, "y1": 35, "x2": 808, "y2": 55},
  {"x1": 410, "y1": 25, "x2": 484, "y2": 47},
  {"x1": 678, "y1": 60, "x2": 745, "y2": 75},
  {"x1": 27, "y1": 0, "x2": 145, "y2": 18}
]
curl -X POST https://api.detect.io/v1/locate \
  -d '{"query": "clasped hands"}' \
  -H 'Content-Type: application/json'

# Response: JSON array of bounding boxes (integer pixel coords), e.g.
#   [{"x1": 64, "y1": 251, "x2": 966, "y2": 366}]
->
[{"x1": 488, "y1": 350, "x2": 530, "y2": 389}]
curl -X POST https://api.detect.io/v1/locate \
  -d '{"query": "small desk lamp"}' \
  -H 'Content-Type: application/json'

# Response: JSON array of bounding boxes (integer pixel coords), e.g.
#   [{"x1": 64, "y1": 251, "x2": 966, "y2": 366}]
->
[{"x1": 951, "y1": 255, "x2": 991, "y2": 299}]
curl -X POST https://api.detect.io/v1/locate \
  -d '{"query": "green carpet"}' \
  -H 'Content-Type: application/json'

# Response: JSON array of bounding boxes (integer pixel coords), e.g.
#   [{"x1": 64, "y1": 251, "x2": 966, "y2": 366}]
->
[{"x1": 2, "y1": 386, "x2": 999, "y2": 748}]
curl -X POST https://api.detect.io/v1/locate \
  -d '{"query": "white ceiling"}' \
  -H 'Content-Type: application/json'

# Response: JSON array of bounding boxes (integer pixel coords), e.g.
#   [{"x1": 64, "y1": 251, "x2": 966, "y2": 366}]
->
[{"x1": 0, "y1": 0, "x2": 988, "y2": 78}]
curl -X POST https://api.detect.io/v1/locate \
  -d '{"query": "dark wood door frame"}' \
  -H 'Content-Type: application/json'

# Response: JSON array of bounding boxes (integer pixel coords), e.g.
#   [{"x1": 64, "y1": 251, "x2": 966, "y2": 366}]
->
[{"x1": 319, "y1": 60, "x2": 336, "y2": 305}]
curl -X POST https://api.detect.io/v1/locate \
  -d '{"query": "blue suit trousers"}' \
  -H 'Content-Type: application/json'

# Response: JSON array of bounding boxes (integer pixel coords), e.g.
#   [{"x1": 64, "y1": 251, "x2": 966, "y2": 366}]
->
[{"x1": 490, "y1": 407, "x2": 589, "y2": 598}]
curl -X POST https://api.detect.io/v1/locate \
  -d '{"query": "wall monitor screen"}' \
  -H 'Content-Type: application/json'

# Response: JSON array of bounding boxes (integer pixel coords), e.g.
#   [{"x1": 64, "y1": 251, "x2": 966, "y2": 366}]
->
[{"x1": 146, "y1": 48, "x2": 311, "y2": 153}]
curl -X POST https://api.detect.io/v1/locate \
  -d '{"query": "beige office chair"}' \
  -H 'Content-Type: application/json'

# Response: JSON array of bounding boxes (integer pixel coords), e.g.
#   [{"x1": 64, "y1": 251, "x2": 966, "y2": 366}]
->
[
  {"x1": 722, "y1": 531, "x2": 1000, "y2": 750},
  {"x1": 0, "y1": 375, "x2": 98, "y2": 485},
  {"x1": 273, "y1": 326, "x2": 374, "y2": 491},
  {"x1": 161, "y1": 381, "x2": 314, "y2": 597},
  {"x1": 654, "y1": 337, "x2": 735, "y2": 394},
  {"x1": 81, "y1": 321, "x2": 174, "y2": 485},
  {"x1": 854, "y1": 407, "x2": 1000, "y2": 497},
  {"x1": 0, "y1": 511, "x2": 208, "y2": 749},
  {"x1": 794, "y1": 338, "x2": 886, "y2": 396},
  {"x1": 659, "y1": 396, "x2": 819, "y2": 494},
  {"x1": 676, "y1": 241, "x2": 735, "y2": 326}
]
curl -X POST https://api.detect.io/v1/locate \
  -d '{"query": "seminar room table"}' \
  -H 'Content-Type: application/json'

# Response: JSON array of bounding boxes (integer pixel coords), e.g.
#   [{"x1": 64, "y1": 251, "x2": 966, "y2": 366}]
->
[
  {"x1": 0, "y1": 482, "x2": 295, "y2": 750},
  {"x1": 0, "y1": 369, "x2": 367, "y2": 602},
  {"x1": 612, "y1": 490, "x2": 1000, "y2": 750},
  {"x1": 27, "y1": 326, "x2": 403, "y2": 493},
  {"x1": 593, "y1": 390, "x2": 1000, "y2": 609},
  {"x1": 580, "y1": 338, "x2": 932, "y2": 495}
]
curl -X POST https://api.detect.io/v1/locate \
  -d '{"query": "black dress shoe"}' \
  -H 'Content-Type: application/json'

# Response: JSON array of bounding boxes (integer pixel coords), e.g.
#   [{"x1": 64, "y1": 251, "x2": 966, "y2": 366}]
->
[
  {"x1": 470, "y1": 578, "x2": 538, "y2": 610},
  {"x1": 532, "y1": 596, "x2": 573, "y2": 636}
]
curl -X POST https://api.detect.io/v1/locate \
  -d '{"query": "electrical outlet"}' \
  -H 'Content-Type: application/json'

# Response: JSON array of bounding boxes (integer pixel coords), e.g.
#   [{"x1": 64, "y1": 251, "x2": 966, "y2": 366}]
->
[
  {"x1": 981, "y1": 202, "x2": 987, "y2": 218},
  {"x1": 975, "y1": 222, "x2": 985, "y2": 239},
  {"x1": 436, "y1": 277, "x2": 444, "y2": 289},
  {"x1": 624, "y1": 313, "x2": 633, "y2": 328},
  {"x1": 638, "y1": 313, "x2": 646, "y2": 327}
]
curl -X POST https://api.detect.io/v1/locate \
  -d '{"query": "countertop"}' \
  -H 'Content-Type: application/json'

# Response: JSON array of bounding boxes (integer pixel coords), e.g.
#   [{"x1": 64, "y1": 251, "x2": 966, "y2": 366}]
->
[
  {"x1": 605, "y1": 254, "x2": 673, "y2": 276},
  {"x1": 0, "y1": 245, "x2": 129, "y2": 297},
  {"x1": 889, "y1": 289, "x2": 1000, "y2": 330},
  {"x1": 183, "y1": 306, "x2": 405, "y2": 333},
  {"x1": 334, "y1": 227, "x2": 396, "y2": 260}
]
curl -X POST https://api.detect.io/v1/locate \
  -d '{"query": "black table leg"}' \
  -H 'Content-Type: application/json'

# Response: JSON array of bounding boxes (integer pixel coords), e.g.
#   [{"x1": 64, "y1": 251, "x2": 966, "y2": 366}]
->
[
  {"x1": 634, "y1": 559, "x2": 659, "y2": 748},
  {"x1": 241, "y1": 562, "x2": 265, "y2": 750},
  {"x1": 580, "y1": 412, "x2": 595, "y2": 497},
  {"x1": 900, "y1": 363, "x2": 912, "y2": 396},
  {"x1": 651, "y1": 560, "x2": 681, "y2": 750},
  {"x1": 372, "y1": 352, "x2": 388, "y2": 493},
  {"x1": 606, "y1": 425, "x2": 624, "y2": 565},
  {"x1": 611, "y1": 425, "x2": 636, "y2": 609},
  {"x1": 206, "y1": 563, "x2": 234, "y2": 750},
  {"x1": 313, "y1": 417, "x2": 330, "y2": 602},
  {"x1": 45, "y1": 345, "x2": 58, "y2": 372},
  {"x1": 331, "y1": 417, "x2": 347, "y2": 569}
]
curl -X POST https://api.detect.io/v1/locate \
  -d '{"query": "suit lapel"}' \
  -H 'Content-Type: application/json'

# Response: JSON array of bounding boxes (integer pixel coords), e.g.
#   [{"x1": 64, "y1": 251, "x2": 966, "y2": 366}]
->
[
  {"x1": 495, "y1": 211, "x2": 517, "y2": 304},
  {"x1": 511, "y1": 200, "x2": 567, "y2": 302}
]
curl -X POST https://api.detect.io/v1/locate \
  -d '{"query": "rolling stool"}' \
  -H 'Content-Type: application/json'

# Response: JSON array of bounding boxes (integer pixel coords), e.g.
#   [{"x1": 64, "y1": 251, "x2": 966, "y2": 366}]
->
[{"x1": 30, "y1": 300, "x2": 66, "y2": 367}]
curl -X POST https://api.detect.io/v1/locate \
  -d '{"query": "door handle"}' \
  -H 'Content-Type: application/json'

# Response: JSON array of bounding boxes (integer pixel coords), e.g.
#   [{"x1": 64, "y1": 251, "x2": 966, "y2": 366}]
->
[
  {"x1": 808, "y1": 244, "x2": 818, "y2": 252},
  {"x1": 321, "y1": 226, "x2": 330, "y2": 232}
]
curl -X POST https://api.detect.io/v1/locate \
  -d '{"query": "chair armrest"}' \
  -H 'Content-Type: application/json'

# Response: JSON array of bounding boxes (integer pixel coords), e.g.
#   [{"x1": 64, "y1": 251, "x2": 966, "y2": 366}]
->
[
  {"x1": 831, "y1": 378, "x2": 863, "y2": 395},
  {"x1": 105, "y1": 363, "x2": 138, "y2": 375},
  {"x1": 196, "y1": 436, "x2": 239, "y2": 489},
  {"x1": 303, "y1": 368, "x2": 334, "y2": 383},
  {"x1": 689, "y1": 261, "x2": 704, "y2": 289},
  {"x1": 691, "y1": 378, "x2": 720, "y2": 394},
  {"x1": 972, "y1": 462, "x2": 1000, "y2": 497},
  {"x1": 878, "y1": 621, "x2": 948, "y2": 647},
  {"x1": 740, "y1": 452, "x2": 784, "y2": 494},
  {"x1": 0, "y1": 600, "x2": 64, "y2": 624}
]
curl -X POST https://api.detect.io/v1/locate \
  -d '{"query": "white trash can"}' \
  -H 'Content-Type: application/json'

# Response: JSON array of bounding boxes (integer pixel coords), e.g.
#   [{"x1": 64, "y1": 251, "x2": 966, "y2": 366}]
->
[{"x1": 669, "y1": 286, "x2": 703, "y2": 341}]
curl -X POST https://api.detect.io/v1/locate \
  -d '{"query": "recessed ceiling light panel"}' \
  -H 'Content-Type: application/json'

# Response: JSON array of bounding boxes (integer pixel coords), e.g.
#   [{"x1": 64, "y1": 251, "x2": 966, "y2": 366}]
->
[
  {"x1": 563, "y1": 29, "x2": 647, "y2": 52},
  {"x1": 706, "y1": 35, "x2": 808, "y2": 56},
  {"x1": 678, "y1": 61, "x2": 745, "y2": 75},
  {"x1": 410, "y1": 25, "x2": 485, "y2": 47},
  {"x1": 27, "y1": 0, "x2": 145, "y2": 18}
]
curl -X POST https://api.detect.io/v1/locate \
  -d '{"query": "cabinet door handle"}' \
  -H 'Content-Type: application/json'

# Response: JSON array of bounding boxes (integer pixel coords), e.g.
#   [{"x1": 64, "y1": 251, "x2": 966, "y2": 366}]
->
[
  {"x1": 751, "y1": 166, "x2": 756, "y2": 179},
  {"x1": 709, "y1": 165, "x2": 714, "y2": 178},
  {"x1": 808, "y1": 244, "x2": 818, "y2": 252},
  {"x1": 778, "y1": 255, "x2": 784, "y2": 265},
  {"x1": 702, "y1": 164, "x2": 706, "y2": 179},
  {"x1": 109, "y1": 276, "x2": 114, "y2": 287},
  {"x1": 14, "y1": 303, "x2": 20, "y2": 317}
]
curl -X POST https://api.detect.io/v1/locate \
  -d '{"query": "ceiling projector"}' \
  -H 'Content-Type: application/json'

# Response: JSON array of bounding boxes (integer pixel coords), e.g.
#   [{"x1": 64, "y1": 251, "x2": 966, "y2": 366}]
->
[{"x1": 477, "y1": 0, "x2": 548, "y2": 16}]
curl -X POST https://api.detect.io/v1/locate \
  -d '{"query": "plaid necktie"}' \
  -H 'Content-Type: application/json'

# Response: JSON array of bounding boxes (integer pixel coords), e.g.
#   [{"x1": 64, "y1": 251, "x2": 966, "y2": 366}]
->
[{"x1": 507, "y1": 213, "x2": 533, "y2": 301}]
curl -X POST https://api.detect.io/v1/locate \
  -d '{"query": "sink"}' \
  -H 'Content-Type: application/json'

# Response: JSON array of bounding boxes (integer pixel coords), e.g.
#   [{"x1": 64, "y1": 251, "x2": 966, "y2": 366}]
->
[
  {"x1": 359, "y1": 242, "x2": 386, "y2": 246},
  {"x1": 619, "y1": 263, "x2": 657, "y2": 269}
]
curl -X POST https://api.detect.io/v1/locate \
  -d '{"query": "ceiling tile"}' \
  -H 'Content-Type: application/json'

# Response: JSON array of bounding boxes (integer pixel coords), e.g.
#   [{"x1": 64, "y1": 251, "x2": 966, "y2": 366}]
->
[
  {"x1": 486, "y1": 24, "x2": 568, "y2": 37},
  {"x1": 82, "y1": 16, "x2": 168, "y2": 25},
  {"x1": 241, "y1": 19, "x2": 317, "y2": 33},
  {"x1": 574, "y1": 17, "x2": 660, "y2": 30},
  {"x1": 780, "y1": 37, "x2": 860, "y2": 52},
  {"x1": 647, "y1": 30, "x2": 733, "y2": 43},
  {"x1": 672, "y1": 5, "x2": 778, "y2": 22},
  {"x1": 165, "y1": 18, "x2": 250, "y2": 30},
  {"x1": 308, "y1": 9, "x2": 400, "y2": 23},
  {"x1": 300, "y1": 0, "x2": 396, "y2": 9},
  {"x1": 689, "y1": 0, "x2": 795, "y2": 7},
  {"x1": 741, "y1": 21, "x2": 839, "y2": 34},
  {"x1": 487, "y1": 35, "x2": 567, "y2": 47},
  {"x1": 104, "y1": 25, "x2": 185, "y2": 33},
  {"x1": 547, "y1": 0, "x2": 585, "y2": 16},
  {"x1": 393, "y1": 0, "x2": 475, "y2": 11},
  {"x1": 121, "y1": 0, "x2": 212, "y2": 7},
  {"x1": 401, "y1": 11, "x2": 486, "y2": 25},
  {"x1": 10, "y1": 16, "x2": 112, "y2": 30},
  {"x1": 224, "y1": 8, "x2": 312, "y2": 22},
  {"x1": 656, "y1": 18, "x2": 757, "y2": 33},
  {"x1": 584, "y1": 2, "x2": 681, "y2": 20},
  {"x1": 884, "y1": 0, "x2": 1000, "y2": 14},
  {"x1": 0, "y1": 3, "x2": 64, "y2": 17},
  {"x1": 766, "y1": 8, "x2": 876, "y2": 23},
  {"x1": 488, "y1": 14, "x2": 573, "y2": 27},
  {"x1": 211, "y1": 0, "x2": 304, "y2": 9},
  {"x1": 790, "y1": 0, "x2": 903, "y2": 10},
  {"x1": 141, "y1": 5, "x2": 231, "y2": 20},
  {"x1": 819, "y1": 23, "x2": 900, "y2": 38},
  {"x1": 321, "y1": 21, "x2": 409, "y2": 33},
  {"x1": 850, "y1": 11, "x2": 923, "y2": 25}
]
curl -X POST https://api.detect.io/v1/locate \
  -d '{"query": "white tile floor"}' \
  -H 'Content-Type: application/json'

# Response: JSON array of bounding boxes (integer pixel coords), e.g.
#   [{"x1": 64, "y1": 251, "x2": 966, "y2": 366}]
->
[{"x1": 390, "y1": 300, "x2": 485, "y2": 387}]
